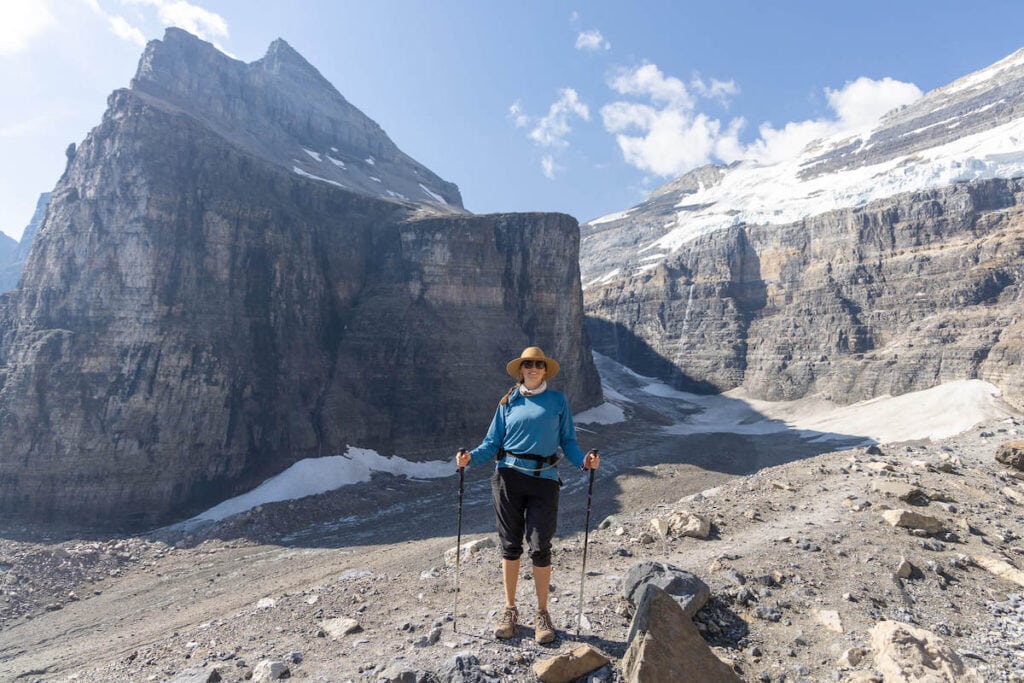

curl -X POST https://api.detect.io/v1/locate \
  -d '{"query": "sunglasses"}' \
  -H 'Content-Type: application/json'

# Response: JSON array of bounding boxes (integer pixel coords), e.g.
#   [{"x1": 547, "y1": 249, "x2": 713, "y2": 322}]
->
[{"x1": 520, "y1": 360, "x2": 546, "y2": 369}]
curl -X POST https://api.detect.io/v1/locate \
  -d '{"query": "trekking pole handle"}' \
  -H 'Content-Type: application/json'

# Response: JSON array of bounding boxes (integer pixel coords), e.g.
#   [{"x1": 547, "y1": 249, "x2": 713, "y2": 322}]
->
[{"x1": 456, "y1": 447, "x2": 469, "y2": 471}]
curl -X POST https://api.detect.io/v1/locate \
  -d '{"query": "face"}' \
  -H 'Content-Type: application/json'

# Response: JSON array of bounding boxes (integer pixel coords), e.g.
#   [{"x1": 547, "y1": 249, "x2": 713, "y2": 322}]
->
[{"x1": 520, "y1": 359, "x2": 547, "y2": 389}]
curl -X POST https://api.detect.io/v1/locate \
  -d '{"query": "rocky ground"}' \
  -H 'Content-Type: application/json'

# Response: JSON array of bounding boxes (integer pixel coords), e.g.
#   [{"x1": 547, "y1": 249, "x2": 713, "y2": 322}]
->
[{"x1": 2, "y1": 402, "x2": 1024, "y2": 681}]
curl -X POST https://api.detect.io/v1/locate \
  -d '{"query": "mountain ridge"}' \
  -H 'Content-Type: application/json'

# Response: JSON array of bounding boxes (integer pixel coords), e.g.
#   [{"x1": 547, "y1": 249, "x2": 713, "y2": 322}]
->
[{"x1": 582, "y1": 46, "x2": 1024, "y2": 410}]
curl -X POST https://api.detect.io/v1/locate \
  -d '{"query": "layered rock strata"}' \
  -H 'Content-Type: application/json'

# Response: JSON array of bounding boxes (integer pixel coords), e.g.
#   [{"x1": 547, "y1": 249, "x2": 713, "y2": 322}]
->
[
  {"x1": 0, "y1": 32, "x2": 599, "y2": 529},
  {"x1": 585, "y1": 178, "x2": 1024, "y2": 408}
]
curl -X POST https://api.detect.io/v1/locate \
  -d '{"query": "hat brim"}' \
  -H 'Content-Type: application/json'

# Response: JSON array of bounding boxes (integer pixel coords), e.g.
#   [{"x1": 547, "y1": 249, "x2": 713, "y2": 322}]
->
[{"x1": 506, "y1": 354, "x2": 560, "y2": 380}]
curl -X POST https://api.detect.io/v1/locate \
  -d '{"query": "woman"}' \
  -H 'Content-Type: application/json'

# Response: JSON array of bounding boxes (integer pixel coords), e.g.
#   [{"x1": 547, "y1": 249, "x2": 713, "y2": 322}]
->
[{"x1": 456, "y1": 346, "x2": 599, "y2": 644}]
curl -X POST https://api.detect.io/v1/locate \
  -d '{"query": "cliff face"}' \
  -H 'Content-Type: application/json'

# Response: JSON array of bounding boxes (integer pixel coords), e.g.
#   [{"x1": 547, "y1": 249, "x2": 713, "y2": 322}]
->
[
  {"x1": 0, "y1": 31, "x2": 599, "y2": 529},
  {"x1": 582, "y1": 48, "x2": 1024, "y2": 412},
  {"x1": 585, "y1": 178, "x2": 1024, "y2": 408}
]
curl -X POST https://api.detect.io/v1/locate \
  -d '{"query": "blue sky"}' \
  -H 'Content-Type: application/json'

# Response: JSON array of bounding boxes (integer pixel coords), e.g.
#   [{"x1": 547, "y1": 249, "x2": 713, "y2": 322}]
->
[{"x1": 2, "y1": 1, "x2": 1024, "y2": 240}]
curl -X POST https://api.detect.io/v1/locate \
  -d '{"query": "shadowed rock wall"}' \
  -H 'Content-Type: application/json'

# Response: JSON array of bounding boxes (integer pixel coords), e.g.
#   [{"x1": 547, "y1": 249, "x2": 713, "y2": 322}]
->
[{"x1": 0, "y1": 87, "x2": 600, "y2": 529}]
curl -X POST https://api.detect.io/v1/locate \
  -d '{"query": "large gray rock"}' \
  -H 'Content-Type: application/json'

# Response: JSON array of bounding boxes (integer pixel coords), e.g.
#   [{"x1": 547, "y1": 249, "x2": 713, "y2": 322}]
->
[
  {"x1": 622, "y1": 585, "x2": 740, "y2": 683},
  {"x1": 621, "y1": 561, "x2": 710, "y2": 620},
  {"x1": 0, "y1": 30, "x2": 601, "y2": 530}
]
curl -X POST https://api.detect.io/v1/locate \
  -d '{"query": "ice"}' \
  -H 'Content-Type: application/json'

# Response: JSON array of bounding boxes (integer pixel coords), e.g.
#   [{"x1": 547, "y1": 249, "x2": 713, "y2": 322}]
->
[{"x1": 188, "y1": 447, "x2": 452, "y2": 522}]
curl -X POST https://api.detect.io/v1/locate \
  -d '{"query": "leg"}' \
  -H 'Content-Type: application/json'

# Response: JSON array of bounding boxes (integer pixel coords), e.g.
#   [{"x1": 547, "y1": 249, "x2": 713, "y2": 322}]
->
[
  {"x1": 492, "y1": 469, "x2": 529, "y2": 639},
  {"x1": 503, "y1": 558, "x2": 520, "y2": 607},
  {"x1": 524, "y1": 478, "x2": 560, "y2": 644},
  {"x1": 533, "y1": 564, "x2": 552, "y2": 611}
]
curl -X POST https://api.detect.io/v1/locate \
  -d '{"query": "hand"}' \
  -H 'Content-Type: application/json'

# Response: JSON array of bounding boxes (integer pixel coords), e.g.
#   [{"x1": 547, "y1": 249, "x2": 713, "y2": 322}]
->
[
  {"x1": 584, "y1": 449, "x2": 600, "y2": 470},
  {"x1": 456, "y1": 449, "x2": 470, "y2": 469}
]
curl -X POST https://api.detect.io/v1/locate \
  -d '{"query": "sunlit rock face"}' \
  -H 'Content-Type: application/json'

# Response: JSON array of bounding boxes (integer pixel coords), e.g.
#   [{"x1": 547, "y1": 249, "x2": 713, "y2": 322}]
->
[
  {"x1": 0, "y1": 30, "x2": 600, "y2": 530},
  {"x1": 582, "y1": 49, "x2": 1024, "y2": 410}
]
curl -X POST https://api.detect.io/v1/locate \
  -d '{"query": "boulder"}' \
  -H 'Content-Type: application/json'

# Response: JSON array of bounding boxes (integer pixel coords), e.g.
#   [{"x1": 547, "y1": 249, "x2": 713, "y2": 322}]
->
[
  {"x1": 667, "y1": 510, "x2": 712, "y2": 538},
  {"x1": 532, "y1": 645, "x2": 610, "y2": 683},
  {"x1": 622, "y1": 585, "x2": 740, "y2": 683},
  {"x1": 252, "y1": 660, "x2": 289, "y2": 682},
  {"x1": 972, "y1": 554, "x2": 1024, "y2": 588},
  {"x1": 880, "y1": 509, "x2": 945, "y2": 534},
  {"x1": 996, "y1": 440, "x2": 1024, "y2": 470},
  {"x1": 869, "y1": 620, "x2": 982, "y2": 682},
  {"x1": 620, "y1": 561, "x2": 710, "y2": 619},
  {"x1": 320, "y1": 617, "x2": 362, "y2": 638}
]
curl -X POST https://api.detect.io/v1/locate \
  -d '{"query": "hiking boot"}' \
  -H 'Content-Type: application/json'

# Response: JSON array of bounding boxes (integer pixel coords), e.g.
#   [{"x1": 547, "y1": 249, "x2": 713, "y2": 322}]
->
[
  {"x1": 494, "y1": 605, "x2": 518, "y2": 639},
  {"x1": 535, "y1": 608, "x2": 556, "y2": 644}
]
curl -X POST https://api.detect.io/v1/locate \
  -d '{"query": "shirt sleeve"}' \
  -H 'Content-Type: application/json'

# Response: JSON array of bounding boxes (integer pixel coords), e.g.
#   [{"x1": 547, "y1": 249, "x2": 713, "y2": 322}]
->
[
  {"x1": 558, "y1": 393, "x2": 586, "y2": 468},
  {"x1": 468, "y1": 404, "x2": 505, "y2": 467}
]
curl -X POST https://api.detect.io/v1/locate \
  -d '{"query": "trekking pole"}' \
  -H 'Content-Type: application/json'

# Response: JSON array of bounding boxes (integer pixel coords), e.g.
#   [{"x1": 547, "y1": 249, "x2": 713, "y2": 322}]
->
[
  {"x1": 453, "y1": 449, "x2": 467, "y2": 632},
  {"x1": 576, "y1": 449, "x2": 598, "y2": 638}
]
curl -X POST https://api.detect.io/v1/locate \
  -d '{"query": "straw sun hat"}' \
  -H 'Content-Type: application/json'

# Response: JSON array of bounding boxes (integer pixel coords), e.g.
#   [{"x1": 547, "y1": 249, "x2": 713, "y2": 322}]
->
[{"x1": 506, "y1": 346, "x2": 560, "y2": 380}]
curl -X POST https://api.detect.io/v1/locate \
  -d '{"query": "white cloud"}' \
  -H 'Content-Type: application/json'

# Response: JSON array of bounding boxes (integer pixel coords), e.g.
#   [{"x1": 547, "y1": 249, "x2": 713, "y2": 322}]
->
[
  {"x1": 511, "y1": 89, "x2": 590, "y2": 179},
  {"x1": 609, "y1": 63, "x2": 693, "y2": 108},
  {"x1": 108, "y1": 14, "x2": 146, "y2": 46},
  {"x1": 826, "y1": 76, "x2": 922, "y2": 129},
  {"x1": 0, "y1": 0, "x2": 56, "y2": 56},
  {"x1": 746, "y1": 76, "x2": 922, "y2": 164},
  {"x1": 528, "y1": 88, "x2": 590, "y2": 149},
  {"x1": 690, "y1": 75, "x2": 739, "y2": 106},
  {"x1": 508, "y1": 101, "x2": 529, "y2": 128},
  {"x1": 602, "y1": 63, "x2": 743, "y2": 177},
  {"x1": 541, "y1": 155, "x2": 556, "y2": 179},
  {"x1": 602, "y1": 62, "x2": 922, "y2": 177},
  {"x1": 575, "y1": 29, "x2": 610, "y2": 51},
  {"x1": 126, "y1": 0, "x2": 229, "y2": 43}
]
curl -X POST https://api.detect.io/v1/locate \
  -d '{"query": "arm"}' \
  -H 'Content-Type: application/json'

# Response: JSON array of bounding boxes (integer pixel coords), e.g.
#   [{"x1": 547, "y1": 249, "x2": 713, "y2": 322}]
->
[
  {"x1": 464, "y1": 404, "x2": 506, "y2": 467},
  {"x1": 558, "y1": 394, "x2": 587, "y2": 468}
]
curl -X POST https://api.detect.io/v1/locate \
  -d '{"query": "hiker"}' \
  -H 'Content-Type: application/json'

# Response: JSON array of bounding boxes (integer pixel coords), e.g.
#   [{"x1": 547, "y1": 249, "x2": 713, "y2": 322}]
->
[{"x1": 455, "y1": 346, "x2": 599, "y2": 644}]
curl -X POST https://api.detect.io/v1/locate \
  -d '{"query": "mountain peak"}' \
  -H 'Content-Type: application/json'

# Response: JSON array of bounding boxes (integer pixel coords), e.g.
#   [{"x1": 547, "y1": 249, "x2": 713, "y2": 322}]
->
[{"x1": 125, "y1": 28, "x2": 462, "y2": 210}]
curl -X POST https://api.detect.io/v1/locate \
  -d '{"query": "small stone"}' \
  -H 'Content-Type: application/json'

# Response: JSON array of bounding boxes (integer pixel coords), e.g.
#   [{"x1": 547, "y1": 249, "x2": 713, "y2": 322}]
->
[
  {"x1": 895, "y1": 558, "x2": 914, "y2": 579},
  {"x1": 321, "y1": 617, "x2": 362, "y2": 638},
  {"x1": 813, "y1": 608, "x2": 844, "y2": 633},
  {"x1": 837, "y1": 647, "x2": 866, "y2": 667},
  {"x1": 251, "y1": 660, "x2": 288, "y2": 682}
]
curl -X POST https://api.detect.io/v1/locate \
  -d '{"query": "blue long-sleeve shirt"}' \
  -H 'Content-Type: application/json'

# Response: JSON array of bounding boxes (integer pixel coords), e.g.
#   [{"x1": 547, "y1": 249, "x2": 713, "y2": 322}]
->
[{"x1": 468, "y1": 388, "x2": 586, "y2": 481}]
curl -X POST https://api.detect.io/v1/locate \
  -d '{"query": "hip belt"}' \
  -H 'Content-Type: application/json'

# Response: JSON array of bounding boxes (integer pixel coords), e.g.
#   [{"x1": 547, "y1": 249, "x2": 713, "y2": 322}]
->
[{"x1": 496, "y1": 448, "x2": 559, "y2": 477}]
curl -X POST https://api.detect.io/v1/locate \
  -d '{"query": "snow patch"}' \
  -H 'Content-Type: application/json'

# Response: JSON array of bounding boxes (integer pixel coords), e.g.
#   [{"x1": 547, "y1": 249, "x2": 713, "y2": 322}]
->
[
  {"x1": 293, "y1": 166, "x2": 347, "y2": 189},
  {"x1": 302, "y1": 148, "x2": 322, "y2": 162},
  {"x1": 642, "y1": 117, "x2": 1024, "y2": 256},
  {"x1": 188, "y1": 447, "x2": 453, "y2": 522},
  {"x1": 327, "y1": 155, "x2": 346, "y2": 168},
  {"x1": 576, "y1": 402, "x2": 626, "y2": 425},
  {"x1": 587, "y1": 208, "x2": 634, "y2": 226},
  {"x1": 418, "y1": 183, "x2": 448, "y2": 204}
]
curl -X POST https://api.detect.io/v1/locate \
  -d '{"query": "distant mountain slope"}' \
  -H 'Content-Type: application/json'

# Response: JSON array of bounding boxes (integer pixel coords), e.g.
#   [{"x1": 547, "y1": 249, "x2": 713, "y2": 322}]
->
[
  {"x1": 582, "y1": 48, "x2": 1024, "y2": 410},
  {"x1": 0, "y1": 192, "x2": 50, "y2": 293},
  {"x1": 132, "y1": 28, "x2": 463, "y2": 210},
  {"x1": 582, "y1": 49, "x2": 1024, "y2": 286}
]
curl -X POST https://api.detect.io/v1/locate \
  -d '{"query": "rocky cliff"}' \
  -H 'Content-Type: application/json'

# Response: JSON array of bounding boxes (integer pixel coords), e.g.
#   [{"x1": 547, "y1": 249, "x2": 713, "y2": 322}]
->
[
  {"x1": 586, "y1": 178, "x2": 1024, "y2": 408},
  {"x1": 0, "y1": 30, "x2": 600, "y2": 529},
  {"x1": 583, "y1": 48, "x2": 1024, "y2": 411}
]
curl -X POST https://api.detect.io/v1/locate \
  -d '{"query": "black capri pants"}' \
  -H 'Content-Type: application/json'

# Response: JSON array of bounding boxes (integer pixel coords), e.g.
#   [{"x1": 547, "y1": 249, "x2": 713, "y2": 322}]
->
[{"x1": 491, "y1": 467, "x2": 560, "y2": 567}]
